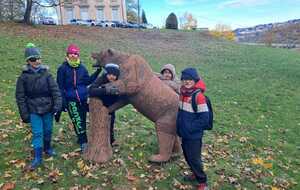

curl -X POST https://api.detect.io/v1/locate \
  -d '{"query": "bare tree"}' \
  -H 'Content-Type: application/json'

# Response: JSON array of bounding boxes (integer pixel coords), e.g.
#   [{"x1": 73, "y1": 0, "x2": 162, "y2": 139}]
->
[
  {"x1": 180, "y1": 12, "x2": 197, "y2": 30},
  {"x1": 23, "y1": 0, "x2": 60, "y2": 24}
]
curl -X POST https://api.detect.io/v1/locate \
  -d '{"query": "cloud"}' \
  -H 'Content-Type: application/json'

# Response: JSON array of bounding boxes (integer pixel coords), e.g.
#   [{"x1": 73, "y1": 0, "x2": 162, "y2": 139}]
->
[{"x1": 218, "y1": 0, "x2": 269, "y2": 9}]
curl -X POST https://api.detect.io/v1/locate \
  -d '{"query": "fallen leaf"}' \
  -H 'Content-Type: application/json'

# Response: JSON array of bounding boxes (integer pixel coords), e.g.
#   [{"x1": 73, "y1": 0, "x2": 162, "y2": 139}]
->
[{"x1": 1, "y1": 182, "x2": 15, "y2": 190}]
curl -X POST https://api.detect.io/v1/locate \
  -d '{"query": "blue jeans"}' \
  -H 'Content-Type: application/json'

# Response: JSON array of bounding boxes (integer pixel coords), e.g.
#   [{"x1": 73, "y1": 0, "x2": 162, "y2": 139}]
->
[{"x1": 30, "y1": 113, "x2": 53, "y2": 149}]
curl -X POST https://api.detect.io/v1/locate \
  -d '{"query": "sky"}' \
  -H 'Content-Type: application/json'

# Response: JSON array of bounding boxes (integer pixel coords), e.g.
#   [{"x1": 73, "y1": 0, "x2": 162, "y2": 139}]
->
[{"x1": 140, "y1": 0, "x2": 300, "y2": 29}]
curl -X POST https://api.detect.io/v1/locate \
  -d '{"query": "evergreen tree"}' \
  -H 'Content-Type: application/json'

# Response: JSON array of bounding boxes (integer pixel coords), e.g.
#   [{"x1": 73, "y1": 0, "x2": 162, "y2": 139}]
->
[
  {"x1": 141, "y1": 9, "x2": 147, "y2": 24},
  {"x1": 165, "y1": 12, "x2": 178, "y2": 30}
]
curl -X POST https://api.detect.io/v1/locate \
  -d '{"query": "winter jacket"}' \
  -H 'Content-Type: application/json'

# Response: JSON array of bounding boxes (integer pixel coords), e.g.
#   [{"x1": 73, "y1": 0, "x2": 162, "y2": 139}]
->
[
  {"x1": 88, "y1": 73, "x2": 119, "y2": 107},
  {"x1": 176, "y1": 80, "x2": 209, "y2": 140},
  {"x1": 15, "y1": 65, "x2": 62, "y2": 123},
  {"x1": 158, "y1": 64, "x2": 180, "y2": 94},
  {"x1": 56, "y1": 61, "x2": 100, "y2": 107}
]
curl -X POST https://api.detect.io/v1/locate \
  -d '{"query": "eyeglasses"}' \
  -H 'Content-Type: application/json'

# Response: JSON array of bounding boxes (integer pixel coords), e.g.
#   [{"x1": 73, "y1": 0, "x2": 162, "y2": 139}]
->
[{"x1": 28, "y1": 57, "x2": 40, "y2": 62}]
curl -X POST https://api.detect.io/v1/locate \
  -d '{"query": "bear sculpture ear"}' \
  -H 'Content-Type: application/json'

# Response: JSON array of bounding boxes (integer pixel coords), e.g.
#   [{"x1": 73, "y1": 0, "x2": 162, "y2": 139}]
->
[{"x1": 107, "y1": 48, "x2": 115, "y2": 56}]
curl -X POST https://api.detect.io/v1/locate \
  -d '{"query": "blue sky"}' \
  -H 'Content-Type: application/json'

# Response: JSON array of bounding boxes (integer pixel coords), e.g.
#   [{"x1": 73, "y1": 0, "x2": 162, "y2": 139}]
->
[{"x1": 140, "y1": 0, "x2": 300, "y2": 29}]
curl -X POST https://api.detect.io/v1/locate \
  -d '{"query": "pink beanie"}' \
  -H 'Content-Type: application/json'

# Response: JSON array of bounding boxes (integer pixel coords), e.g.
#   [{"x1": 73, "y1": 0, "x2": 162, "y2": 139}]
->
[{"x1": 66, "y1": 44, "x2": 80, "y2": 55}]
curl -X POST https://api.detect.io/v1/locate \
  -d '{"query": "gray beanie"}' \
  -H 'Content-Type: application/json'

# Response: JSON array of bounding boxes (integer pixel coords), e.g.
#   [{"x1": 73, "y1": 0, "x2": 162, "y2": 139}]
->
[{"x1": 24, "y1": 43, "x2": 41, "y2": 61}]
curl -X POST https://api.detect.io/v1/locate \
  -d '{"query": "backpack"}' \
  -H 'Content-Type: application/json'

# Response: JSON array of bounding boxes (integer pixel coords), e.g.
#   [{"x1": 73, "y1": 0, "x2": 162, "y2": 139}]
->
[{"x1": 191, "y1": 89, "x2": 214, "y2": 130}]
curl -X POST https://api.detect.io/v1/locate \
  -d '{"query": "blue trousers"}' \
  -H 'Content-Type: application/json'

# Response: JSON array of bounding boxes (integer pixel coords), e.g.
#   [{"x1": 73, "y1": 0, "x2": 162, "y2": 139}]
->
[
  {"x1": 182, "y1": 138, "x2": 207, "y2": 183},
  {"x1": 30, "y1": 113, "x2": 53, "y2": 149}
]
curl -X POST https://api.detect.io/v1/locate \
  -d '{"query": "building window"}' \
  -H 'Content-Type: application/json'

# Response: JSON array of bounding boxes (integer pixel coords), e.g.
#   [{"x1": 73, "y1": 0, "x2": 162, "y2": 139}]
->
[
  {"x1": 111, "y1": 7, "x2": 119, "y2": 21},
  {"x1": 96, "y1": 8, "x2": 104, "y2": 21},
  {"x1": 80, "y1": 7, "x2": 89, "y2": 20},
  {"x1": 65, "y1": 8, "x2": 74, "y2": 23}
]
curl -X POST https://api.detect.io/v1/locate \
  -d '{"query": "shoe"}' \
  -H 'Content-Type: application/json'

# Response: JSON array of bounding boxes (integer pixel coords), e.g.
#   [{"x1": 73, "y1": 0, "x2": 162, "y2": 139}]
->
[
  {"x1": 183, "y1": 173, "x2": 196, "y2": 182},
  {"x1": 28, "y1": 148, "x2": 43, "y2": 171},
  {"x1": 111, "y1": 140, "x2": 119, "y2": 147},
  {"x1": 44, "y1": 140, "x2": 56, "y2": 157},
  {"x1": 197, "y1": 183, "x2": 209, "y2": 190}
]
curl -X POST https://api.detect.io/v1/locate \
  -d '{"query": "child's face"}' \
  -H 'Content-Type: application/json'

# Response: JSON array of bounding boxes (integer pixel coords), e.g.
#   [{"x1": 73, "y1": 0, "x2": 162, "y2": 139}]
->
[
  {"x1": 107, "y1": 74, "x2": 117, "y2": 82},
  {"x1": 182, "y1": 79, "x2": 195, "y2": 89},
  {"x1": 67, "y1": 53, "x2": 79, "y2": 61},
  {"x1": 162, "y1": 69, "x2": 173, "y2": 80},
  {"x1": 27, "y1": 57, "x2": 41, "y2": 68}
]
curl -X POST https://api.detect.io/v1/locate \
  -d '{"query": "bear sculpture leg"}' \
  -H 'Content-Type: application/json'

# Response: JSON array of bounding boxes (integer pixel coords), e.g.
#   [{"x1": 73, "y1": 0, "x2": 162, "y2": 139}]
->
[{"x1": 83, "y1": 98, "x2": 112, "y2": 163}]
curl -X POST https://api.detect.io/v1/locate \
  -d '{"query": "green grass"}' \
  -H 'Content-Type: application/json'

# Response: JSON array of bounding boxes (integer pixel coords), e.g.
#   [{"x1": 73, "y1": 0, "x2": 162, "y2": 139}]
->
[{"x1": 0, "y1": 23, "x2": 299, "y2": 189}]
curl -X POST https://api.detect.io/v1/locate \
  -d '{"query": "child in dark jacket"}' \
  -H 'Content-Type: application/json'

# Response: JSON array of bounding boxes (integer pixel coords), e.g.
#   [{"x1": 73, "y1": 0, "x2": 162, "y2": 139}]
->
[
  {"x1": 176, "y1": 67, "x2": 209, "y2": 190},
  {"x1": 88, "y1": 63, "x2": 120, "y2": 146},
  {"x1": 56, "y1": 44, "x2": 100, "y2": 152},
  {"x1": 16, "y1": 43, "x2": 62, "y2": 170}
]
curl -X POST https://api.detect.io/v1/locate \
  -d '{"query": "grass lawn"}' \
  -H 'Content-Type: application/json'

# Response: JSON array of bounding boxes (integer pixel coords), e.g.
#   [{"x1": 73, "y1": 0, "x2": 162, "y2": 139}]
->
[{"x1": 0, "y1": 22, "x2": 299, "y2": 190}]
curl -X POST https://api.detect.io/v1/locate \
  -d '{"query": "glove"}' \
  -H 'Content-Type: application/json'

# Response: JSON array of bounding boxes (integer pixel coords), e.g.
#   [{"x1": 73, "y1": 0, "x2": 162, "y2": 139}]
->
[{"x1": 105, "y1": 85, "x2": 119, "y2": 95}]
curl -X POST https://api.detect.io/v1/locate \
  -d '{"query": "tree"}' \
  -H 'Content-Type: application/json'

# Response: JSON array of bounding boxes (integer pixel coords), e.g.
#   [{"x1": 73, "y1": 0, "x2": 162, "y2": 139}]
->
[
  {"x1": 23, "y1": 0, "x2": 59, "y2": 24},
  {"x1": 165, "y1": 12, "x2": 178, "y2": 30},
  {"x1": 126, "y1": 0, "x2": 138, "y2": 22},
  {"x1": 0, "y1": 0, "x2": 24, "y2": 21},
  {"x1": 141, "y1": 9, "x2": 147, "y2": 24},
  {"x1": 210, "y1": 24, "x2": 235, "y2": 41},
  {"x1": 180, "y1": 12, "x2": 197, "y2": 30}
]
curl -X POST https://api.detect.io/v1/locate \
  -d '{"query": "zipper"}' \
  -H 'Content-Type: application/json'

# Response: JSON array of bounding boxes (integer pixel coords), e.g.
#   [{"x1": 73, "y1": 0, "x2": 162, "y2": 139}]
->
[{"x1": 73, "y1": 68, "x2": 81, "y2": 104}]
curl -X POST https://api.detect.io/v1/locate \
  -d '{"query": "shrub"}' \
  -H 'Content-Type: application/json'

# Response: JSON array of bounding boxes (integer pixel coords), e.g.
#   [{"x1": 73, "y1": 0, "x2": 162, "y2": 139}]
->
[{"x1": 165, "y1": 13, "x2": 178, "y2": 30}]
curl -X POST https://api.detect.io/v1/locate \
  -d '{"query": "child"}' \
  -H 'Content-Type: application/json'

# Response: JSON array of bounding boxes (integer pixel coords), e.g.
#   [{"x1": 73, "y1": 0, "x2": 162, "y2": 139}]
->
[
  {"x1": 176, "y1": 67, "x2": 209, "y2": 190},
  {"x1": 56, "y1": 44, "x2": 101, "y2": 152},
  {"x1": 16, "y1": 43, "x2": 62, "y2": 170},
  {"x1": 88, "y1": 63, "x2": 120, "y2": 146},
  {"x1": 157, "y1": 64, "x2": 180, "y2": 94}
]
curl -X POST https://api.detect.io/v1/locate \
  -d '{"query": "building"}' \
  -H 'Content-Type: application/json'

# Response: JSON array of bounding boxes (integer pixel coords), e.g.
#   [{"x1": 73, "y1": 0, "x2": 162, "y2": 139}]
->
[{"x1": 57, "y1": 0, "x2": 127, "y2": 25}]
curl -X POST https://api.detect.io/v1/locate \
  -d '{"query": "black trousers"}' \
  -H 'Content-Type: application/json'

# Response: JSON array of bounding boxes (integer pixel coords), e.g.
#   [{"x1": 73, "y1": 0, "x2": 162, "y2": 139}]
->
[
  {"x1": 67, "y1": 101, "x2": 88, "y2": 145},
  {"x1": 182, "y1": 138, "x2": 207, "y2": 183}
]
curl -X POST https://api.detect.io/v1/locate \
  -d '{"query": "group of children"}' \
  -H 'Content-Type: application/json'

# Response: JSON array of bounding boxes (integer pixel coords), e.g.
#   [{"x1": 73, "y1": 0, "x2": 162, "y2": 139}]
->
[{"x1": 15, "y1": 43, "x2": 210, "y2": 190}]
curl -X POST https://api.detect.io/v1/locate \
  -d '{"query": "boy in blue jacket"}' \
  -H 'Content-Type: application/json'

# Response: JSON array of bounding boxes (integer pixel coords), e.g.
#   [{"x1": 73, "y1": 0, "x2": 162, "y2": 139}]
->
[
  {"x1": 176, "y1": 67, "x2": 209, "y2": 190},
  {"x1": 56, "y1": 44, "x2": 100, "y2": 152}
]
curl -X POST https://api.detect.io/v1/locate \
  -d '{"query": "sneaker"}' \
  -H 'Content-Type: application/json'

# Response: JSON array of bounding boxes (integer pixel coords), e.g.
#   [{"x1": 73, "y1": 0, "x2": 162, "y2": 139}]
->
[
  {"x1": 183, "y1": 173, "x2": 196, "y2": 182},
  {"x1": 197, "y1": 183, "x2": 209, "y2": 190},
  {"x1": 45, "y1": 148, "x2": 56, "y2": 157}
]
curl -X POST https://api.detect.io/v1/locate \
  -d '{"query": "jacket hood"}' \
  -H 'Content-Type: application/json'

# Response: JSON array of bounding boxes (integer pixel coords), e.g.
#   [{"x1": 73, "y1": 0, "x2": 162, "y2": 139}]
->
[
  {"x1": 194, "y1": 79, "x2": 206, "y2": 93},
  {"x1": 160, "y1": 64, "x2": 176, "y2": 80}
]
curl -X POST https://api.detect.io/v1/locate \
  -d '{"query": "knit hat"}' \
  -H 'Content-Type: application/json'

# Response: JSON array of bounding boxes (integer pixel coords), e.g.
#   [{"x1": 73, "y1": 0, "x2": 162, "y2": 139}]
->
[
  {"x1": 24, "y1": 43, "x2": 41, "y2": 61},
  {"x1": 66, "y1": 44, "x2": 80, "y2": 55},
  {"x1": 180, "y1": 67, "x2": 200, "y2": 82},
  {"x1": 104, "y1": 63, "x2": 120, "y2": 78}
]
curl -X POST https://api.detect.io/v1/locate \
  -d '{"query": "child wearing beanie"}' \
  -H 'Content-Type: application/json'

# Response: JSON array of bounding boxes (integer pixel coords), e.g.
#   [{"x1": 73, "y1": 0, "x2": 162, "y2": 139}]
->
[
  {"x1": 157, "y1": 63, "x2": 180, "y2": 94},
  {"x1": 89, "y1": 63, "x2": 120, "y2": 146},
  {"x1": 56, "y1": 43, "x2": 101, "y2": 153},
  {"x1": 176, "y1": 67, "x2": 209, "y2": 190},
  {"x1": 16, "y1": 43, "x2": 62, "y2": 170}
]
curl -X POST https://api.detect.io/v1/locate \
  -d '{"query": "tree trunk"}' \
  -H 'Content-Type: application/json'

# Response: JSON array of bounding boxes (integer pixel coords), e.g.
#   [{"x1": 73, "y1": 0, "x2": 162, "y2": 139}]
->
[
  {"x1": 83, "y1": 98, "x2": 113, "y2": 163},
  {"x1": 23, "y1": 0, "x2": 32, "y2": 24}
]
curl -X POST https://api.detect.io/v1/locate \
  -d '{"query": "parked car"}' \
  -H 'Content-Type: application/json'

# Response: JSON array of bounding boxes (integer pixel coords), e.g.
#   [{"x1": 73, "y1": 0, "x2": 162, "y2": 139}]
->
[
  {"x1": 96, "y1": 20, "x2": 116, "y2": 27},
  {"x1": 40, "y1": 17, "x2": 56, "y2": 25},
  {"x1": 70, "y1": 19, "x2": 96, "y2": 26}
]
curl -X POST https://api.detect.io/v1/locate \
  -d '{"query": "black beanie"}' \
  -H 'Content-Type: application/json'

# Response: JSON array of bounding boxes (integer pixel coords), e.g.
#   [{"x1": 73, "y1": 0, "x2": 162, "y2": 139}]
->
[
  {"x1": 180, "y1": 67, "x2": 200, "y2": 82},
  {"x1": 104, "y1": 63, "x2": 120, "y2": 78}
]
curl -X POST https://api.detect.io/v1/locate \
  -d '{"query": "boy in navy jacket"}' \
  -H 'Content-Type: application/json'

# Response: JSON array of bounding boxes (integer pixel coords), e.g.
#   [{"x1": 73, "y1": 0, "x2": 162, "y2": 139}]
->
[
  {"x1": 56, "y1": 44, "x2": 100, "y2": 152},
  {"x1": 176, "y1": 67, "x2": 209, "y2": 190}
]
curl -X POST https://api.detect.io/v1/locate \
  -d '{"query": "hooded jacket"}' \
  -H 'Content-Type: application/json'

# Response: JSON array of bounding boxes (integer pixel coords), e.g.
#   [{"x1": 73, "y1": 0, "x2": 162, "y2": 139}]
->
[
  {"x1": 158, "y1": 64, "x2": 180, "y2": 94},
  {"x1": 16, "y1": 65, "x2": 62, "y2": 123},
  {"x1": 176, "y1": 80, "x2": 209, "y2": 139},
  {"x1": 56, "y1": 61, "x2": 100, "y2": 105}
]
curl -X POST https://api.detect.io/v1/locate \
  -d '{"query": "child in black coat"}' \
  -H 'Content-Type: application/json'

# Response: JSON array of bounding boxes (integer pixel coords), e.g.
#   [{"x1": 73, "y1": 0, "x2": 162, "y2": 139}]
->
[{"x1": 89, "y1": 63, "x2": 120, "y2": 146}]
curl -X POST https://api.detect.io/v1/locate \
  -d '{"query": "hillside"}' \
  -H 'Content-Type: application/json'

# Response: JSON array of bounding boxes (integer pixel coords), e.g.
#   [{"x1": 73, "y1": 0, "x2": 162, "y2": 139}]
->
[
  {"x1": 234, "y1": 19, "x2": 300, "y2": 45},
  {"x1": 0, "y1": 22, "x2": 300, "y2": 190}
]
